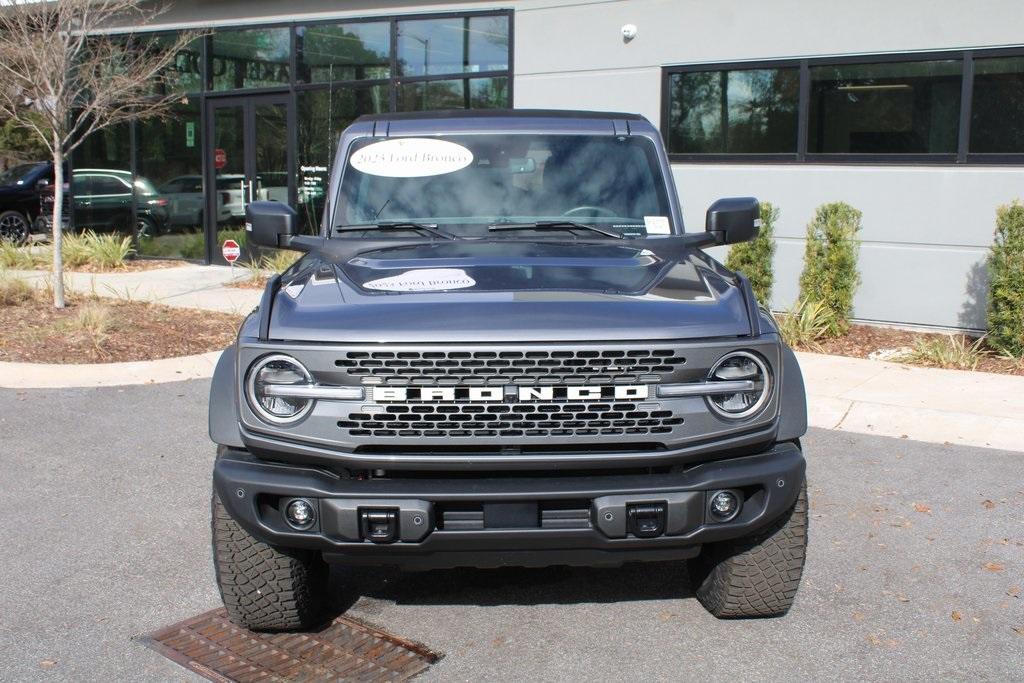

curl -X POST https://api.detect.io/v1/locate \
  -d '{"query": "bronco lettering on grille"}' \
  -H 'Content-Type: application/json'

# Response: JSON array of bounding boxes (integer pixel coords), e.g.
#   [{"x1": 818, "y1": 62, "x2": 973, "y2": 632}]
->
[{"x1": 371, "y1": 385, "x2": 650, "y2": 402}]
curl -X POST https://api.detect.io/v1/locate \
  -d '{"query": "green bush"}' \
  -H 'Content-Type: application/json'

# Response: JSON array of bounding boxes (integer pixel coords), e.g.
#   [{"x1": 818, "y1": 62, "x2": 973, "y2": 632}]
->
[
  {"x1": 987, "y1": 201, "x2": 1024, "y2": 357},
  {"x1": 773, "y1": 297, "x2": 831, "y2": 351},
  {"x1": 62, "y1": 231, "x2": 135, "y2": 269},
  {"x1": 798, "y1": 202, "x2": 862, "y2": 336},
  {"x1": 726, "y1": 201, "x2": 778, "y2": 306}
]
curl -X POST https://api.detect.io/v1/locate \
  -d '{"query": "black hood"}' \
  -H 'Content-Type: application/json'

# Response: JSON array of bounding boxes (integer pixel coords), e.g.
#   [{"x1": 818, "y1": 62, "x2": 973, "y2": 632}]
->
[{"x1": 266, "y1": 240, "x2": 753, "y2": 343}]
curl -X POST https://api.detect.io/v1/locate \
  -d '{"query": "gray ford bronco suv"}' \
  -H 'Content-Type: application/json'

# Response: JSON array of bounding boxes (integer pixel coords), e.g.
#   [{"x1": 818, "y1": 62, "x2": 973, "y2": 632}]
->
[{"x1": 209, "y1": 109, "x2": 808, "y2": 631}]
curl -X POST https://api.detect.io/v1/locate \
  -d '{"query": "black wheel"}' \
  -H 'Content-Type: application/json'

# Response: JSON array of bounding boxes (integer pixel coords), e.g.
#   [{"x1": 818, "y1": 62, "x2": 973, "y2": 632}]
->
[
  {"x1": 0, "y1": 210, "x2": 31, "y2": 245},
  {"x1": 689, "y1": 479, "x2": 808, "y2": 618},
  {"x1": 212, "y1": 488, "x2": 329, "y2": 631}
]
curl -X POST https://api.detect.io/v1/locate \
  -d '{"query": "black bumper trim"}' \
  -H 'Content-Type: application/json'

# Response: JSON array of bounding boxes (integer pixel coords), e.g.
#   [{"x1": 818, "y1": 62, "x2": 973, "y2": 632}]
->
[
  {"x1": 238, "y1": 421, "x2": 779, "y2": 471},
  {"x1": 214, "y1": 442, "x2": 805, "y2": 568}
]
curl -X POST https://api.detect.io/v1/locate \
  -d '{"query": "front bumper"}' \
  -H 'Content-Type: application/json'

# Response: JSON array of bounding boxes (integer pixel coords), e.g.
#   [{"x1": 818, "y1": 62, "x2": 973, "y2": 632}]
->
[{"x1": 214, "y1": 442, "x2": 805, "y2": 569}]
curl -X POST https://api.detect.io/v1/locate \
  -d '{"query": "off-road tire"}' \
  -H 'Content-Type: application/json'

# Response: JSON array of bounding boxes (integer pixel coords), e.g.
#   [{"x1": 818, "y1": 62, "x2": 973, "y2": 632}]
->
[
  {"x1": 212, "y1": 489, "x2": 329, "y2": 631},
  {"x1": 690, "y1": 479, "x2": 808, "y2": 618}
]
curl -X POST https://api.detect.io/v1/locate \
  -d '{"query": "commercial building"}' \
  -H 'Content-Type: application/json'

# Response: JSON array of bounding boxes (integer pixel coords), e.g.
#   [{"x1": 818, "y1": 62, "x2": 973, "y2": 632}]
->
[{"x1": 86, "y1": 0, "x2": 1024, "y2": 329}]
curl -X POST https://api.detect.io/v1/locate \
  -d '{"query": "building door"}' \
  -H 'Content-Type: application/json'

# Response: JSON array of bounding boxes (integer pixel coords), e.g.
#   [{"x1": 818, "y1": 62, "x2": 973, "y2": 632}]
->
[{"x1": 205, "y1": 94, "x2": 294, "y2": 264}]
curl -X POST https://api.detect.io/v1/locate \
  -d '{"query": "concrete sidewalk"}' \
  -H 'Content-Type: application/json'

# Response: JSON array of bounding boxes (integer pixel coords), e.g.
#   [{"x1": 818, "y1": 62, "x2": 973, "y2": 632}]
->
[
  {"x1": 797, "y1": 352, "x2": 1024, "y2": 452},
  {"x1": 9, "y1": 264, "x2": 261, "y2": 315},
  {"x1": 4, "y1": 263, "x2": 1023, "y2": 451}
]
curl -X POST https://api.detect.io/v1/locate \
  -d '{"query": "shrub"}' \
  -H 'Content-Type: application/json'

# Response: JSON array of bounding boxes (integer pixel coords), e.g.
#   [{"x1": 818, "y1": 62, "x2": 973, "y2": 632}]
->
[
  {"x1": 798, "y1": 202, "x2": 862, "y2": 336},
  {"x1": 65, "y1": 301, "x2": 114, "y2": 350},
  {"x1": 0, "y1": 242, "x2": 48, "y2": 269},
  {"x1": 63, "y1": 231, "x2": 135, "y2": 269},
  {"x1": 260, "y1": 249, "x2": 300, "y2": 273},
  {"x1": 773, "y1": 298, "x2": 830, "y2": 351},
  {"x1": 987, "y1": 201, "x2": 1024, "y2": 357},
  {"x1": 0, "y1": 275, "x2": 35, "y2": 305},
  {"x1": 896, "y1": 335, "x2": 989, "y2": 371},
  {"x1": 726, "y1": 201, "x2": 778, "y2": 306}
]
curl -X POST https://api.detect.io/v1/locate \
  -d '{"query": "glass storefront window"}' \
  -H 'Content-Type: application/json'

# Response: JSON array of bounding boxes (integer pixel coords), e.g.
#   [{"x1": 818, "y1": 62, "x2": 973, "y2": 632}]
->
[
  {"x1": 150, "y1": 33, "x2": 204, "y2": 95},
  {"x1": 71, "y1": 122, "x2": 134, "y2": 240},
  {"x1": 397, "y1": 15, "x2": 509, "y2": 77},
  {"x1": 211, "y1": 27, "x2": 291, "y2": 91},
  {"x1": 666, "y1": 68, "x2": 799, "y2": 154},
  {"x1": 970, "y1": 56, "x2": 1024, "y2": 154},
  {"x1": 297, "y1": 86, "x2": 388, "y2": 233},
  {"x1": 808, "y1": 59, "x2": 962, "y2": 154},
  {"x1": 136, "y1": 102, "x2": 205, "y2": 259},
  {"x1": 296, "y1": 22, "x2": 390, "y2": 83},
  {"x1": 75, "y1": 11, "x2": 513, "y2": 261},
  {"x1": 397, "y1": 76, "x2": 509, "y2": 111}
]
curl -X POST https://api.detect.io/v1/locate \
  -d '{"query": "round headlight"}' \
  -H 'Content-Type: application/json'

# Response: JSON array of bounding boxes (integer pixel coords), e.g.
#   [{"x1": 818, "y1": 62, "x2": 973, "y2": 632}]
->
[
  {"x1": 245, "y1": 354, "x2": 315, "y2": 425},
  {"x1": 706, "y1": 351, "x2": 771, "y2": 419}
]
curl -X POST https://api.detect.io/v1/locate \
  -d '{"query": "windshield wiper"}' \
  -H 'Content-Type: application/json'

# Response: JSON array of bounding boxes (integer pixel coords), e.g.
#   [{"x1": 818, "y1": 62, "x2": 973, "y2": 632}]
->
[
  {"x1": 336, "y1": 222, "x2": 458, "y2": 240},
  {"x1": 487, "y1": 220, "x2": 623, "y2": 239}
]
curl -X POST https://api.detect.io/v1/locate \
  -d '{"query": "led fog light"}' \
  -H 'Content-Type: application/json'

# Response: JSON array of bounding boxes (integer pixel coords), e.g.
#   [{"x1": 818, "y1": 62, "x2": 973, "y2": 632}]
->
[
  {"x1": 285, "y1": 499, "x2": 316, "y2": 530},
  {"x1": 709, "y1": 490, "x2": 740, "y2": 522}
]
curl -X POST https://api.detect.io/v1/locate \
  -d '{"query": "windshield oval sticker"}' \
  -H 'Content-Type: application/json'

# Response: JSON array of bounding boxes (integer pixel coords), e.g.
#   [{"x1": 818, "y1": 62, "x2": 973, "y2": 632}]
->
[
  {"x1": 350, "y1": 138, "x2": 474, "y2": 178},
  {"x1": 363, "y1": 268, "x2": 476, "y2": 292}
]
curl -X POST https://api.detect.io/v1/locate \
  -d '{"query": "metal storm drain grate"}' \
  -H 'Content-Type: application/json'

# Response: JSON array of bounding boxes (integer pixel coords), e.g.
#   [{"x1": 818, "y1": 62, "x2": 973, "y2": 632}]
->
[{"x1": 142, "y1": 608, "x2": 440, "y2": 682}]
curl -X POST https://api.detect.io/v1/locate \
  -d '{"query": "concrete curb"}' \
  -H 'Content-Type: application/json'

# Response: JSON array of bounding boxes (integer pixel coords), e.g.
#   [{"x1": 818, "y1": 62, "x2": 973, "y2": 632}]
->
[{"x1": 0, "y1": 351, "x2": 221, "y2": 389}]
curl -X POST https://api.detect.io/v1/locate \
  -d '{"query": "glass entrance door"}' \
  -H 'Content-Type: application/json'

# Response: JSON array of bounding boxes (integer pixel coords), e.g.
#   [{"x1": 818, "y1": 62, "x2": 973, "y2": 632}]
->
[{"x1": 206, "y1": 95, "x2": 293, "y2": 264}]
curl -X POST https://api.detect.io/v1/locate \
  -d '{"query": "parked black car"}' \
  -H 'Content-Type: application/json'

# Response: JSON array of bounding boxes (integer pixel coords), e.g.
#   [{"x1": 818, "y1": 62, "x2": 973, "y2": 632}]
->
[
  {"x1": 35, "y1": 168, "x2": 170, "y2": 237},
  {"x1": 0, "y1": 162, "x2": 52, "y2": 244},
  {"x1": 209, "y1": 110, "x2": 810, "y2": 631}
]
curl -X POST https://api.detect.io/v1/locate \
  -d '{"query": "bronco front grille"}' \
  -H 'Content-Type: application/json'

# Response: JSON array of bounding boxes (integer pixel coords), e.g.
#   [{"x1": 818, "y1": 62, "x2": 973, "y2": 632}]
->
[
  {"x1": 339, "y1": 401, "x2": 684, "y2": 439},
  {"x1": 335, "y1": 348, "x2": 687, "y2": 386}
]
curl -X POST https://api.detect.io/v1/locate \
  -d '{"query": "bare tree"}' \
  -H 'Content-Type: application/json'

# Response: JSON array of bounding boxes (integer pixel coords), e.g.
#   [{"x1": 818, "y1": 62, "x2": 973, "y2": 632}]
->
[{"x1": 0, "y1": 0, "x2": 199, "y2": 307}]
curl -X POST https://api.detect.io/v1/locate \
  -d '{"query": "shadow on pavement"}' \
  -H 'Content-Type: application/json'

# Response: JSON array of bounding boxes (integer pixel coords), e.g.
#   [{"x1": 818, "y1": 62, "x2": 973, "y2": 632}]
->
[{"x1": 329, "y1": 560, "x2": 694, "y2": 612}]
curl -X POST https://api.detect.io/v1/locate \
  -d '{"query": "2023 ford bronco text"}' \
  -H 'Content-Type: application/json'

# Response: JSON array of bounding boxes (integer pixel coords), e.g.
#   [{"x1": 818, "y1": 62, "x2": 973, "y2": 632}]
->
[{"x1": 209, "y1": 110, "x2": 809, "y2": 630}]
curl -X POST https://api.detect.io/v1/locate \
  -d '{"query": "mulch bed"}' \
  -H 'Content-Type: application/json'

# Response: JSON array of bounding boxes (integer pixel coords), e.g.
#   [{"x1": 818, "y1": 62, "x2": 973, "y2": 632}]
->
[
  {"x1": 228, "y1": 276, "x2": 267, "y2": 290},
  {"x1": 809, "y1": 323, "x2": 1024, "y2": 376},
  {"x1": 0, "y1": 294, "x2": 242, "y2": 364},
  {"x1": 66, "y1": 258, "x2": 184, "y2": 273}
]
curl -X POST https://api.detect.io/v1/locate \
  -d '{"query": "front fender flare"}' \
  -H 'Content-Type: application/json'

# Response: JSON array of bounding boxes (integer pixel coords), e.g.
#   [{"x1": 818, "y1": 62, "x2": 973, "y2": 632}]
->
[
  {"x1": 209, "y1": 346, "x2": 244, "y2": 447},
  {"x1": 778, "y1": 344, "x2": 808, "y2": 442}
]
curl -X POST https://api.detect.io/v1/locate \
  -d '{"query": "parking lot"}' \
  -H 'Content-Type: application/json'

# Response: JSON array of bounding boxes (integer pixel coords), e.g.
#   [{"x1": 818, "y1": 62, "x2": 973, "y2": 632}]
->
[{"x1": 1, "y1": 379, "x2": 1020, "y2": 681}]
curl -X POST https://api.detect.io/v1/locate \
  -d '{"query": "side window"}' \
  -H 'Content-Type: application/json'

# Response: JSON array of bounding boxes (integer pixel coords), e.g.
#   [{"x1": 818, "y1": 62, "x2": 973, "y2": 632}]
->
[
  {"x1": 71, "y1": 176, "x2": 94, "y2": 195},
  {"x1": 162, "y1": 180, "x2": 183, "y2": 193},
  {"x1": 93, "y1": 175, "x2": 130, "y2": 195}
]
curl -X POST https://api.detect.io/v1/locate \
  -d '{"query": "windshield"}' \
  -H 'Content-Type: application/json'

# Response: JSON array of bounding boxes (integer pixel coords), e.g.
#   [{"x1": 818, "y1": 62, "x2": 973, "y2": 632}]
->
[
  {"x1": 0, "y1": 163, "x2": 45, "y2": 187},
  {"x1": 334, "y1": 134, "x2": 674, "y2": 237}
]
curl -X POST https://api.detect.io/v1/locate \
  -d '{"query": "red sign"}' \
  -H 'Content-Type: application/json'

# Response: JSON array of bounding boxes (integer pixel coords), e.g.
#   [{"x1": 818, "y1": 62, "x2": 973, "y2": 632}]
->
[
  {"x1": 214, "y1": 148, "x2": 227, "y2": 170},
  {"x1": 222, "y1": 239, "x2": 241, "y2": 263}
]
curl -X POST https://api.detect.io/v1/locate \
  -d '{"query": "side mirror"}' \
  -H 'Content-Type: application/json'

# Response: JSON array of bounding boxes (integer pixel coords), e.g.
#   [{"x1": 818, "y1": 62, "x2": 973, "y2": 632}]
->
[
  {"x1": 246, "y1": 200, "x2": 296, "y2": 249},
  {"x1": 705, "y1": 197, "x2": 760, "y2": 246},
  {"x1": 36, "y1": 178, "x2": 50, "y2": 189}
]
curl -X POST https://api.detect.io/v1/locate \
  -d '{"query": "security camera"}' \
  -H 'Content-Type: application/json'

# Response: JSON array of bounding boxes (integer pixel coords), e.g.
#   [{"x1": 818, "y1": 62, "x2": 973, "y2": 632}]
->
[{"x1": 621, "y1": 24, "x2": 638, "y2": 41}]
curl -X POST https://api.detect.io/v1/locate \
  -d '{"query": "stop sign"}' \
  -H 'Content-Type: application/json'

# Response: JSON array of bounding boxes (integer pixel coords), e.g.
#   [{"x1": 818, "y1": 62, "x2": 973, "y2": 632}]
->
[
  {"x1": 214, "y1": 148, "x2": 227, "y2": 170},
  {"x1": 222, "y1": 239, "x2": 241, "y2": 263}
]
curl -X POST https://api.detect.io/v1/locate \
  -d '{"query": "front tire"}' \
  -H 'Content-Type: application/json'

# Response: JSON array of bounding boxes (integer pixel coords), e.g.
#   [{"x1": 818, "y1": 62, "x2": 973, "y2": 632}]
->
[
  {"x1": 211, "y1": 489, "x2": 329, "y2": 631},
  {"x1": 690, "y1": 479, "x2": 808, "y2": 618}
]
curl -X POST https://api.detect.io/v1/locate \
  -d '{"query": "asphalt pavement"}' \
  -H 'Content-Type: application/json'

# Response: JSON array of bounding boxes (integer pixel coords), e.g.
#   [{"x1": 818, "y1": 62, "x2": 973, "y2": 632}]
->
[{"x1": 0, "y1": 380, "x2": 1021, "y2": 681}]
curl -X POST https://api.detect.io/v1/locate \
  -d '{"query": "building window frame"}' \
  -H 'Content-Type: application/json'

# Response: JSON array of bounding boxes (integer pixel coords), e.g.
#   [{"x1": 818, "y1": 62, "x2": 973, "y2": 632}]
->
[{"x1": 662, "y1": 46, "x2": 1024, "y2": 165}]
